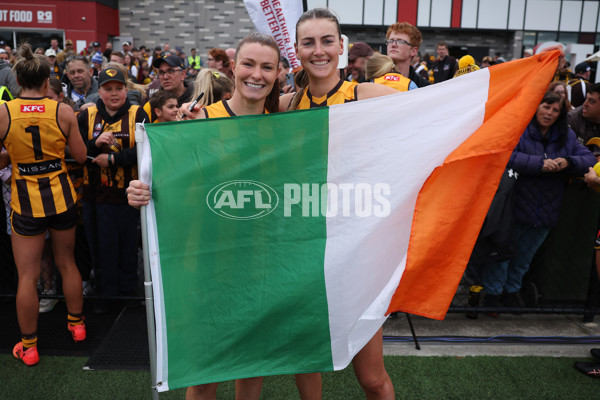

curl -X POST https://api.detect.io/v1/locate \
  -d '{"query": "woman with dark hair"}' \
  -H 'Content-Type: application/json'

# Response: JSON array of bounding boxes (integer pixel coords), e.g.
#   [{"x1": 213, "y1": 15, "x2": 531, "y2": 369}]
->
[
  {"x1": 0, "y1": 43, "x2": 87, "y2": 366},
  {"x1": 483, "y1": 91, "x2": 595, "y2": 311}
]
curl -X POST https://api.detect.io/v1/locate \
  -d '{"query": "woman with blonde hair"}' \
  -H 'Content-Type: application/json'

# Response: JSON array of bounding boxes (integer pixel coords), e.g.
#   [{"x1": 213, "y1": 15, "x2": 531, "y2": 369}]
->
[
  {"x1": 190, "y1": 68, "x2": 233, "y2": 109},
  {"x1": 365, "y1": 53, "x2": 416, "y2": 92}
]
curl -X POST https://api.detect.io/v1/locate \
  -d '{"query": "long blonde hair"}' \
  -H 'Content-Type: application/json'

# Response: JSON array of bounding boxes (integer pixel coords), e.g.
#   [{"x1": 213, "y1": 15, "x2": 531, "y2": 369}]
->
[
  {"x1": 191, "y1": 68, "x2": 233, "y2": 108},
  {"x1": 365, "y1": 54, "x2": 397, "y2": 81}
]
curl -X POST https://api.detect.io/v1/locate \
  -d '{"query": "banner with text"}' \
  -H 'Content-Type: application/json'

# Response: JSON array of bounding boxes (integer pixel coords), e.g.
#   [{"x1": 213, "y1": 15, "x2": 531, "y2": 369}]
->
[{"x1": 243, "y1": 0, "x2": 303, "y2": 69}]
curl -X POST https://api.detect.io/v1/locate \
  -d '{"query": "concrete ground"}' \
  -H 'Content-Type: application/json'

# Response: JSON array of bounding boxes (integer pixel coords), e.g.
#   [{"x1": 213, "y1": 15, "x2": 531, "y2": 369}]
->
[{"x1": 382, "y1": 313, "x2": 600, "y2": 358}]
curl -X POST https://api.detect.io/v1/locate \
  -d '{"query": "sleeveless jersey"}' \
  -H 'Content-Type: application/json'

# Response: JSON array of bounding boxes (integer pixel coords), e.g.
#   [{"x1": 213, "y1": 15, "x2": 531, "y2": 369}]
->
[
  {"x1": 296, "y1": 80, "x2": 358, "y2": 109},
  {"x1": 203, "y1": 100, "x2": 268, "y2": 118},
  {"x1": 142, "y1": 101, "x2": 155, "y2": 123},
  {"x1": 83, "y1": 105, "x2": 139, "y2": 203},
  {"x1": 2, "y1": 97, "x2": 76, "y2": 217},
  {"x1": 373, "y1": 73, "x2": 411, "y2": 92}
]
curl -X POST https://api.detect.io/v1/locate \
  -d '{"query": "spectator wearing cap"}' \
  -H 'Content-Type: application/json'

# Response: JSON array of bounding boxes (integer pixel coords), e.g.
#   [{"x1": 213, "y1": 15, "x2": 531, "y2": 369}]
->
[
  {"x1": 78, "y1": 67, "x2": 148, "y2": 312},
  {"x1": 347, "y1": 42, "x2": 373, "y2": 83},
  {"x1": 569, "y1": 62, "x2": 592, "y2": 108},
  {"x1": 143, "y1": 54, "x2": 193, "y2": 122},
  {"x1": 122, "y1": 41, "x2": 133, "y2": 56},
  {"x1": 385, "y1": 22, "x2": 429, "y2": 87},
  {"x1": 90, "y1": 41, "x2": 108, "y2": 65},
  {"x1": 56, "y1": 39, "x2": 74, "y2": 65},
  {"x1": 44, "y1": 48, "x2": 62, "y2": 79},
  {"x1": 432, "y1": 41, "x2": 458, "y2": 83},
  {"x1": 0, "y1": 48, "x2": 19, "y2": 99}
]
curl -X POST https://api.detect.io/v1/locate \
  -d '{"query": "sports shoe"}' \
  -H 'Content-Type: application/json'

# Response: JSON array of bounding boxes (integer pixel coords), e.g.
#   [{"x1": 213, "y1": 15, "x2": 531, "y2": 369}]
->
[
  {"x1": 590, "y1": 348, "x2": 600, "y2": 360},
  {"x1": 574, "y1": 361, "x2": 600, "y2": 378},
  {"x1": 39, "y1": 289, "x2": 58, "y2": 313},
  {"x1": 13, "y1": 342, "x2": 39, "y2": 366},
  {"x1": 67, "y1": 321, "x2": 86, "y2": 342}
]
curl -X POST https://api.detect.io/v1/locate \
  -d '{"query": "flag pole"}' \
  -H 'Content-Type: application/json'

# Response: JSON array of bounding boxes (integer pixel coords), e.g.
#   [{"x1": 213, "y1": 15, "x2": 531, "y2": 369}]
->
[
  {"x1": 135, "y1": 123, "x2": 160, "y2": 400},
  {"x1": 302, "y1": 0, "x2": 308, "y2": 11}
]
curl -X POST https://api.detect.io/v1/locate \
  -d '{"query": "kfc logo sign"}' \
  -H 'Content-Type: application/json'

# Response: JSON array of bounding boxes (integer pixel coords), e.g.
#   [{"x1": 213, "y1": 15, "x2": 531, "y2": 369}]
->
[
  {"x1": 21, "y1": 105, "x2": 45, "y2": 113},
  {"x1": 37, "y1": 10, "x2": 52, "y2": 24},
  {"x1": 384, "y1": 75, "x2": 400, "y2": 82}
]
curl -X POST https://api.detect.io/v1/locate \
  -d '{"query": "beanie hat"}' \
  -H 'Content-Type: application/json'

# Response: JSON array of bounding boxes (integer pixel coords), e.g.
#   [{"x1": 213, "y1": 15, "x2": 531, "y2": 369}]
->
[
  {"x1": 454, "y1": 55, "x2": 480, "y2": 78},
  {"x1": 91, "y1": 52, "x2": 103, "y2": 64}
]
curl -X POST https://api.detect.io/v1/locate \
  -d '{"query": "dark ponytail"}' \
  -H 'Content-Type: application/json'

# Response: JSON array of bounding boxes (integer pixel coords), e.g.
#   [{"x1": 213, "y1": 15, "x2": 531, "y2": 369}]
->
[{"x1": 13, "y1": 43, "x2": 50, "y2": 90}]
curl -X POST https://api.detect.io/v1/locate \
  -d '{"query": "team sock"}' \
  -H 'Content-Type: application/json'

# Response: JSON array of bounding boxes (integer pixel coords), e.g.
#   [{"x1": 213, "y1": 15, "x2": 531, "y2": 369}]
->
[
  {"x1": 21, "y1": 334, "x2": 37, "y2": 350},
  {"x1": 67, "y1": 313, "x2": 84, "y2": 326}
]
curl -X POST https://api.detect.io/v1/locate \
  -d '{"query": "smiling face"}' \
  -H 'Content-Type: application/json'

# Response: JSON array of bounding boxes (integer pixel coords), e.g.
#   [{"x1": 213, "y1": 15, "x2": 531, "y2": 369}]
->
[
  {"x1": 232, "y1": 42, "x2": 280, "y2": 103},
  {"x1": 99, "y1": 81, "x2": 127, "y2": 114},
  {"x1": 295, "y1": 18, "x2": 343, "y2": 83}
]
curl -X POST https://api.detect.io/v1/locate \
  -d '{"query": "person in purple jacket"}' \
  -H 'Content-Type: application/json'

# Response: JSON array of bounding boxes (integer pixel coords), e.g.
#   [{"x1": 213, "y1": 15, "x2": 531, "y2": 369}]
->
[{"x1": 482, "y1": 91, "x2": 596, "y2": 313}]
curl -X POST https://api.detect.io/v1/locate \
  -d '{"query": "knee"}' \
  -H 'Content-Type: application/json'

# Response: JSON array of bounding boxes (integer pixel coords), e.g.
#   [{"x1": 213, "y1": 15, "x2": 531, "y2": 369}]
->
[{"x1": 357, "y1": 371, "x2": 393, "y2": 397}]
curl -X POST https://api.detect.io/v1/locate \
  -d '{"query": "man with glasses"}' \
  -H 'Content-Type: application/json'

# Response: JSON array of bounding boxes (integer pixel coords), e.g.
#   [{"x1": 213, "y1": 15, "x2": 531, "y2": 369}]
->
[
  {"x1": 144, "y1": 54, "x2": 193, "y2": 122},
  {"x1": 64, "y1": 56, "x2": 98, "y2": 108},
  {"x1": 385, "y1": 22, "x2": 429, "y2": 88}
]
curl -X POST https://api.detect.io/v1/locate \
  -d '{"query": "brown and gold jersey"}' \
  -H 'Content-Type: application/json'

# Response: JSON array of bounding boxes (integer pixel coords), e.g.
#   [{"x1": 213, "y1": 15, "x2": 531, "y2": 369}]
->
[
  {"x1": 373, "y1": 73, "x2": 411, "y2": 92},
  {"x1": 2, "y1": 97, "x2": 76, "y2": 217},
  {"x1": 83, "y1": 105, "x2": 139, "y2": 200},
  {"x1": 296, "y1": 80, "x2": 359, "y2": 109},
  {"x1": 203, "y1": 100, "x2": 268, "y2": 118}
]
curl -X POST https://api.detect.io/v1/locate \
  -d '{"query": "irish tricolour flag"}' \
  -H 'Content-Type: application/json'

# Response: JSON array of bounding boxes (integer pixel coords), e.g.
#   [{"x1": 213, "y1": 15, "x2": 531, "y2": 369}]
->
[{"x1": 140, "y1": 52, "x2": 559, "y2": 391}]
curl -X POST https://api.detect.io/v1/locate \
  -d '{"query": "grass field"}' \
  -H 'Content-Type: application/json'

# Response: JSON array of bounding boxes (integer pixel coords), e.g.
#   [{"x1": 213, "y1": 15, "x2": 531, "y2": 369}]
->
[{"x1": 2, "y1": 354, "x2": 599, "y2": 399}]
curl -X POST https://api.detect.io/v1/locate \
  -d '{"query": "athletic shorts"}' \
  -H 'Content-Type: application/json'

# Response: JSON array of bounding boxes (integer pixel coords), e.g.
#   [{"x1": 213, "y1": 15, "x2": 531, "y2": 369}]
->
[
  {"x1": 596, "y1": 229, "x2": 600, "y2": 250},
  {"x1": 11, "y1": 206, "x2": 78, "y2": 237}
]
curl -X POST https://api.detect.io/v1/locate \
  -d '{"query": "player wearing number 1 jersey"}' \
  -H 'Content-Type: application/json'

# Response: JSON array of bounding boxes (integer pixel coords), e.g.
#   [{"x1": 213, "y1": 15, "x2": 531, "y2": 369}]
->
[{"x1": 0, "y1": 44, "x2": 87, "y2": 366}]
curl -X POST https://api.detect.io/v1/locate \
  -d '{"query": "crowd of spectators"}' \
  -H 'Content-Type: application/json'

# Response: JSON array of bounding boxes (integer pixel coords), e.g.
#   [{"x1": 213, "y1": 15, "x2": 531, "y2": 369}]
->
[{"x1": 1, "y1": 18, "x2": 600, "y2": 378}]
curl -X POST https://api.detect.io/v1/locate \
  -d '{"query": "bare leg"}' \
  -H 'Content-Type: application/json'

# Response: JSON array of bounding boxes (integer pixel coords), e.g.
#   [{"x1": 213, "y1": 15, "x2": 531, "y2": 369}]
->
[
  {"x1": 235, "y1": 377, "x2": 263, "y2": 400},
  {"x1": 40, "y1": 239, "x2": 54, "y2": 291},
  {"x1": 12, "y1": 232, "x2": 45, "y2": 335},
  {"x1": 295, "y1": 373, "x2": 322, "y2": 400},
  {"x1": 185, "y1": 383, "x2": 219, "y2": 400},
  {"x1": 352, "y1": 327, "x2": 395, "y2": 400},
  {"x1": 49, "y1": 227, "x2": 82, "y2": 315}
]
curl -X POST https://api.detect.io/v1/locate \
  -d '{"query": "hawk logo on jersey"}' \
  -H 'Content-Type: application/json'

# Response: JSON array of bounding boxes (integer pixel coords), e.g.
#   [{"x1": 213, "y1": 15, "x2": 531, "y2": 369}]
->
[
  {"x1": 21, "y1": 105, "x2": 45, "y2": 113},
  {"x1": 106, "y1": 69, "x2": 118, "y2": 77},
  {"x1": 384, "y1": 75, "x2": 400, "y2": 82}
]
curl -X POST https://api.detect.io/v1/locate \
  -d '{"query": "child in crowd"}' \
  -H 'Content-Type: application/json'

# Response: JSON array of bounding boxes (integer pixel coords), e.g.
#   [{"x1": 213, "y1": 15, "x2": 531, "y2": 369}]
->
[
  {"x1": 149, "y1": 90, "x2": 179, "y2": 123},
  {"x1": 78, "y1": 67, "x2": 148, "y2": 313}
]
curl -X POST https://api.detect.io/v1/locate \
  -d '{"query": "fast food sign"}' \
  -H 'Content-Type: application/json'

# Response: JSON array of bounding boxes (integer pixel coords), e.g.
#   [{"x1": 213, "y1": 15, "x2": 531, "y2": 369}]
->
[{"x1": 0, "y1": 4, "x2": 56, "y2": 28}]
